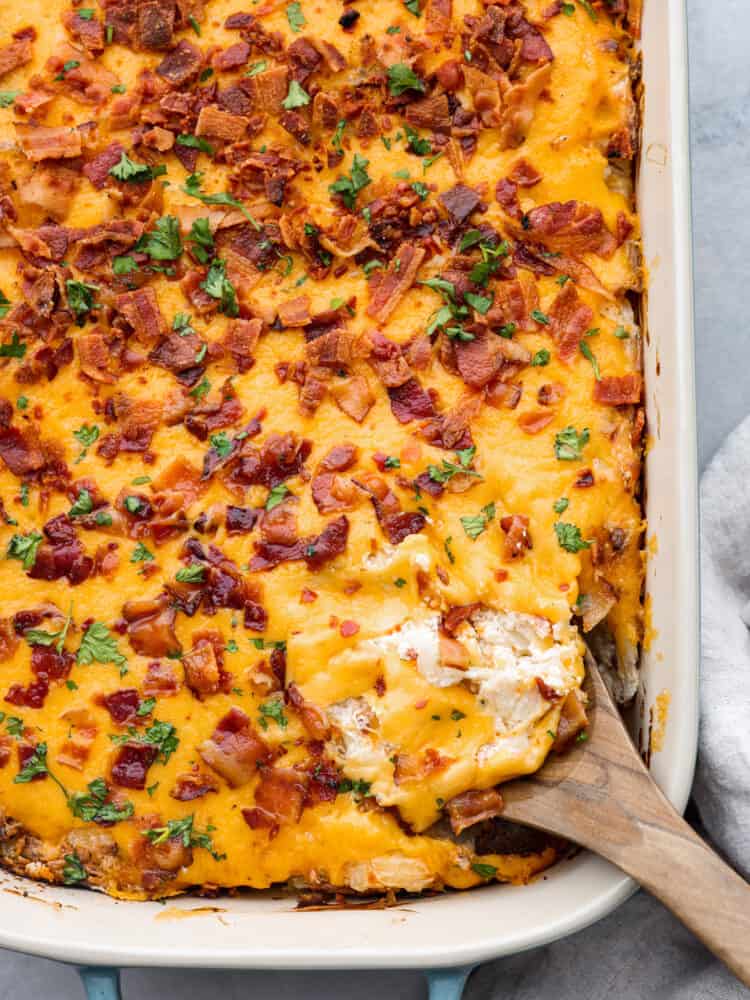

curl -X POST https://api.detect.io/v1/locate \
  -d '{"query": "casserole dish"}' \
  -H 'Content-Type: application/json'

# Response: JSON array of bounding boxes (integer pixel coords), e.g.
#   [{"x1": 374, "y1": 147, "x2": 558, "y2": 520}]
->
[{"x1": 0, "y1": 0, "x2": 697, "y2": 995}]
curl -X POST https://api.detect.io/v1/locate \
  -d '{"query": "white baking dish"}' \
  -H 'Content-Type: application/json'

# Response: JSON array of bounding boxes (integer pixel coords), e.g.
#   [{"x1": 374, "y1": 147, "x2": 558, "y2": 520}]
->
[{"x1": 0, "y1": 1, "x2": 697, "y2": 996}]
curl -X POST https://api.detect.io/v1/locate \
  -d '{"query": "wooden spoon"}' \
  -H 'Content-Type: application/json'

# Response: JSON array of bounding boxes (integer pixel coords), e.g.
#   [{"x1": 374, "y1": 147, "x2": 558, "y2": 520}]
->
[{"x1": 500, "y1": 663, "x2": 750, "y2": 986}]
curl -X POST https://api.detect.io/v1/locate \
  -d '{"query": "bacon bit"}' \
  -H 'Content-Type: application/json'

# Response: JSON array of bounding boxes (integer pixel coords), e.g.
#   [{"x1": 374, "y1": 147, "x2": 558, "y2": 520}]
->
[
  {"x1": 495, "y1": 177, "x2": 520, "y2": 218},
  {"x1": 111, "y1": 742, "x2": 158, "y2": 790},
  {"x1": 143, "y1": 660, "x2": 180, "y2": 697},
  {"x1": 368, "y1": 330, "x2": 412, "y2": 388},
  {"x1": 366, "y1": 243, "x2": 426, "y2": 324},
  {"x1": 242, "y1": 65, "x2": 289, "y2": 115},
  {"x1": 300, "y1": 588, "x2": 317, "y2": 604},
  {"x1": 517, "y1": 201, "x2": 618, "y2": 259},
  {"x1": 405, "y1": 93, "x2": 452, "y2": 131},
  {"x1": 0, "y1": 620, "x2": 18, "y2": 663},
  {"x1": 508, "y1": 158, "x2": 542, "y2": 187},
  {"x1": 56, "y1": 708, "x2": 97, "y2": 771},
  {"x1": 278, "y1": 295, "x2": 312, "y2": 328},
  {"x1": 574, "y1": 468, "x2": 594, "y2": 488},
  {"x1": 495, "y1": 569, "x2": 508, "y2": 582},
  {"x1": 440, "y1": 184, "x2": 481, "y2": 223},
  {"x1": 156, "y1": 39, "x2": 203, "y2": 87},
  {"x1": 116, "y1": 287, "x2": 168, "y2": 344},
  {"x1": 340, "y1": 620, "x2": 360, "y2": 638},
  {"x1": 439, "y1": 634, "x2": 470, "y2": 668},
  {"x1": 287, "y1": 682, "x2": 329, "y2": 740},
  {"x1": 0, "y1": 28, "x2": 35, "y2": 79},
  {"x1": 198, "y1": 707, "x2": 270, "y2": 787},
  {"x1": 242, "y1": 766, "x2": 307, "y2": 836},
  {"x1": 498, "y1": 63, "x2": 553, "y2": 150},
  {"x1": 15, "y1": 123, "x2": 82, "y2": 162},
  {"x1": 485, "y1": 381, "x2": 522, "y2": 410},
  {"x1": 63, "y1": 10, "x2": 105, "y2": 54},
  {"x1": 442, "y1": 604, "x2": 481, "y2": 636},
  {"x1": 222, "y1": 317, "x2": 262, "y2": 373},
  {"x1": 500, "y1": 514, "x2": 532, "y2": 561},
  {"x1": 122, "y1": 594, "x2": 180, "y2": 657},
  {"x1": 536, "y1": 677, "x2": 561, "y2": 702},
  {"x1": 183, "y1": 631, "x2": 232, "y2": 699},
  {"x1": 446, "y1": 787, "x2": 504, "y2": 834},
  {"x1": 142, "y1": 126, "x2": 174, "y2": 152},
  {"x1": 549, "y1": 282, "x2": 595, "y2": 362},
  {"x1": 0, "y1": 424, "x2": 45, "y2": 477},
  {"x1": 213, "y1": 40, "x2": 251, "y2": 71},
  {"x1": 249, "y1": 514, "x2": 349, "y2": 572},
  {"x1": 78, "y1": 331, "x2": 116, "y2": 384},
  {"x1": 101, "y1": 689, "x2": 142, "y2": 726},
  {"x1": 329, "y1": 375, "x2": 375, "y2": 424},
  {"x1": 358, "y1": 474, "x2": 427, "y2": 545},
  {"x1": 196, "y1": 105, "x2": 249, "y2": 142},
  {"x1": 517, "y1": 409, "x2": 554, "y2": 435},
  {"x1": 388, "y1": 378, "x2": 435, "y2": 424},
  {"x1": 311, "y1": 38, "x2": 346, "y2": 73},
  {"x1": 425, "y1": 0, "x2": 452, "y2": 35},
  {"x1": 28, "y1": 514, "x2": 93, "y2": 585},
  {"x1": 46, "y1": 46, "x2": 118, "y2": 105},
  {"x1": 594, "y1": 373, "x2": 642, "y2": 406},
  {"x1": 394, "y1": 748, "x2": 451, "y2": 785},
  {"x1": 553, "y1": 690, "x2": 588, "y2": 752},
  {"x1": 538, "y1": 382, "x2": 565, "y2": 406},
  {"x1": 224, "y1": 431, "x2": 311, "y2": 490},
  {"x1": 453, "y1": 330, "x2": 509, "y2": 390},
  {"x1": 171, "y1": 767, "x2": 220, "y2": 801}
]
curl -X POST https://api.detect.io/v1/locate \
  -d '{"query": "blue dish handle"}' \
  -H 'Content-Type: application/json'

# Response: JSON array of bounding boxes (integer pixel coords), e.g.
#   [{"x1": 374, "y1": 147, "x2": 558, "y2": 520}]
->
[
  {"x1": 425, "y1": 965, "x2": 475, "y2": 999},
  {"x1": 79, "y1": 967, "x2": 122, "y2": 1000},
  {"x1": 78, "y1": 964, "x2": 475, "y2": 998}
]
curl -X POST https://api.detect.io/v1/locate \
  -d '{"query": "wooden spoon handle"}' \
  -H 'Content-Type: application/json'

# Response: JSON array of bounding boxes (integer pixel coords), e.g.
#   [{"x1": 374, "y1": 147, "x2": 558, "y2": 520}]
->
[{"x1": 609, "y1": 807, "x2": 750, "y2": 987}]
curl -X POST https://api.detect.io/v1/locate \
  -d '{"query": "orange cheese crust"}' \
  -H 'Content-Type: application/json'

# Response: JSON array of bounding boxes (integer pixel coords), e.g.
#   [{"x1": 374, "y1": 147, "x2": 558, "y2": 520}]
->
[{"x1": 0, "y1": 0, "x2": 642, "y2": 899}]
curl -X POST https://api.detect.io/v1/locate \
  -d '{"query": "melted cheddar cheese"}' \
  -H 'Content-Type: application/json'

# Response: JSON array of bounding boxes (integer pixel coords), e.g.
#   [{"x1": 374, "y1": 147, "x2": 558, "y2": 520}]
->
[{"x1": 0, "y1": 0, "x2": 642, "y2": 898}]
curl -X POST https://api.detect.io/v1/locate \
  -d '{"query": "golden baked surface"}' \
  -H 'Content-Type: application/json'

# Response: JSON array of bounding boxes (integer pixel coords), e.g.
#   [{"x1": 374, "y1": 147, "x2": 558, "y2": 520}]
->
[{"x1": 0, "y1": 0, "x2": 642, "y2": 898}]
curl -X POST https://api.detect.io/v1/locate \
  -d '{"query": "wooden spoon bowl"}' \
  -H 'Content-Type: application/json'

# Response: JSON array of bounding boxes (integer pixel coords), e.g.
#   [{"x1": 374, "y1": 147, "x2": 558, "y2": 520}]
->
[{"x1": 499, "y1": 663, "x2": 750, "y2": 986}]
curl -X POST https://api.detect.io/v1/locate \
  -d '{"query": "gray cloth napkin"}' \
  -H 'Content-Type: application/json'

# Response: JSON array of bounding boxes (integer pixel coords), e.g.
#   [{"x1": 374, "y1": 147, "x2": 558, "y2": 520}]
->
[{"x1": 467, "y1": 417, "x2": 750, "y2": 1000}]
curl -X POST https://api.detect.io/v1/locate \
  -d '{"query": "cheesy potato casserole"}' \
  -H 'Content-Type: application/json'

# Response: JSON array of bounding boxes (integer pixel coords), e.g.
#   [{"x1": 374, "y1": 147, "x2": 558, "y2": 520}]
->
[{"x1": 0, "y1": 0, "x2": 642, "y2": 899}]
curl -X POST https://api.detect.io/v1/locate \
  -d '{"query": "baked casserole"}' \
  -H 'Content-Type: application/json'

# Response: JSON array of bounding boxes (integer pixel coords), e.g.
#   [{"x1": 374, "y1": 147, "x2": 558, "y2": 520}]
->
[{"x1": 0, "y1": 0, "x2": 643, "y2": 899}]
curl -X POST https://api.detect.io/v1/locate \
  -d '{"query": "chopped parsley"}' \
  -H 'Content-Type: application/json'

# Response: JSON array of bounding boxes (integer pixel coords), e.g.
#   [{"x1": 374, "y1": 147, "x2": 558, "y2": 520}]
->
[
  {"x1": 460, "y1": 502, "x2": 496, "y2": 540},
  {"x1": 471, "y1": 861, "x2": 498, "y2": 879},
  {"x1": 554, "y1": 522, "x2": 591, "y2": 553},
  {"x1": 427, "y1": 446, "x2": 482, "y2": 484},
  {"x1": 201, "y1": 259, "x2": 239, "y2": 317},
  {"x1": 531, "y1": 309, "x2": 550, "y2": 326},
  {"x1": 286, "y1": 1, "x2": 306, "y2": 32},
  {"x1": 258, "y1": 698, "x2": 288, "y2": 730},
  {"x1": 0, "y1": 91, "x2": 19, "y2": 108},
  {"x1": 245, "y1": 60, "x2": 268, "y2": 77},
  {"x1": 579, "y1": 339, "x2": 601, "y2": 380},
  {"x1": 69, "y1": 489, "x2": 93, "y2": 517},
  {"x1": 209, "y1": 431, "x2": 233, "y2": 458},
  {"x1": 177, "y1": 133, "x2": 214, "y2": 156},
  {"x1": 176, "y1": 564, "x2": 205, "y2": 583},
  {"x1": 73, "y1": 423, "x2": 99, "y2": 462},
  {"x1": 68, "y1": 777, "x2": 134, "y2": 824},
  {"x1": 66, "y1": 280, "x2": 98, "y2": 322},
  {"x1": 190, "y1": 377, "x2": 211, "y2": 401},
  {"x1": 266, "y1": 483, "x2": 291, "y2": 511},
  {"x1": 387, "y1": 63, "x2": 425, "y2": 96},
  {"x1": 282, "y1": 80, "x2": 310, "y2": 109},
  {"x1": 142, "y1": 815, "x2": 225, "y2": 861},
  {"x1": 444, "y1": 535, "x2": 455, "y2": 564},
  {"x1": 77, "y1": 622, "x2": 128, "y2": 673},
  {"x1": 0, "y1": 331, "x2": 24, "y2": 357},
  {"x1": 14, "y1": 742, "x2": 50, "y2": 783},
  {"x1": 135, "y1": 215, "x2": 183, "y2": 261},
  {"x1": 531, "y1": 349, "x2": 550, "y2": 367},
  {"x1": 411, "y1": 180, "x2": 429, "y2": 201},
  {"x1": 63, "y1": 853, "x2": 87, "y2": 884},
  {"x1": 113, "y1": 255, "x2": 139, "y2": 275},
  {"x1": 131, "y1": 541, "x2": 154, "y2": 564},
  {"x1": 328, "y1": 154, "x2": 372, "y2": 210},
  {"x1": 554, "y1": 426, "x2": 590, "y2": 462},
  {"x1": 182, "y1": 172, "x2": 260, "y2": 229},
  {"x1": 109, "y1": 152, "x2": 165, "y2": 184},
  {"x1": 553, "y1": 497, "x2": 569, "y2": 514},
  {"x1": 338, "y1": 778, "x2": 372, "y2": 797},
  {"x1": 6, "y1": 531, "x2": 42, "y2": 571},
  {"x1": 405, "y1": 125, "x2": 431, "y2": 155},
  {"x1": 404, "y1": 0, "x2": 421, "y2": 14}
]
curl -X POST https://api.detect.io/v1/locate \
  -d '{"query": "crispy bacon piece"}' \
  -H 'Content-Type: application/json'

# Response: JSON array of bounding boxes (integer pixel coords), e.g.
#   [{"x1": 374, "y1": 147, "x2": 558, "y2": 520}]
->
[
  {"x1": 287, "y1": 683, "x2": 330, "y2": 740},
  {"x1": 111, "y1": 742, "x2": 158, "y2": 790},
  {"x1": 0, "y1": 424, "x2": 45, "y2": 477},
  {"x1": 198, "y1": 707, "x2": 270, "y2": 787},
  {"x1": 498, "y1": 63, "x2": 552, "y2": 150},
  {"x1": 278, "y1": 295, "x2": 311, "y2": 328},
  {"x1": 509, "y1": 158, "x2": 542, "y2": 187},
  {"x1": 222, "y1": 317, "x2": 263, "y2": 372},
  {"x1": 405, "y1": 93, "x2": 451, "y2": 131},
  {"x1": 116, "y1": 286, "x2": 168, "y2": 343},
  {"x1": 123, "y1": 594, "x2": 181, "y2": 657},
  {"x1": 516, "y1": 201, "x2": 618, "y2": 259},
  {"x1": 196, "y1": 105, "x2": 249, "y2": 142},
  {"x1": 329, "y1": 376, "x2": 375, "y2": 424},
  {"x1": 394, "y1": 748, "x2": 451, "y2": 784},
  {"x1": 78, "y1": 331, "x2": 116, "y2": 384},
  {"x1": 242, "y1": 766, "x2": 307, "y2": 835},
  {"x1": 0, "y1": 28, "x2": 34, "y2": 79},
  {"x1": 28, "y1": 514, "x2": 93, "y2": 585},
  {"x1": 156, "y1": 39, "x2": 203, "y2": 86},
  {"x1": 440, "y1": 184, "x2": 481, "y2": 223},
  {"x1": 538, "y1": 382, "x2": 565, "y2": 406},
  {"x1": 15, "y1": 124, "x2": 82, "y2": 162},
  {"x1": 17, "y1": 742, "x2": 47, "y2": 781},
  {"x1": 0, "y1": 619, "x2": 18, "y2": 663},
  {"x1": 517, "y1": 409, "x2": 554, "y2": 435},
  {"x1": 64, "y1": 10, "x2": 105, "y2": 54},
  {"x1": 102, "y1": 689, "x2": 141, "y2": 725},
  {"x1": 387, "y1": 378, "x2": 435, "y2": 424},
  {"x1": 446, "y1": 788, "x2": 504, "y2": 835},
  {"x1": 47, "y1": 46, "x2": 118, "y2": 105},
  {"x1": 137, "y1": 0, "x2": 175, "y2": 49},
  {"x1": 594, "y1": 373, "x2": 642, "y2": 405},
  {"x1": 57, "y1": 708, "x2": 97, "y2": 771},
  {"x1": 182, "y1": 631, "x2": 232, "y2": 699},
  {"x1": 171, "y1": 767, "x2": 220, "y2": 801},
  {"x1": 213, "y1": 40, "x2": 250, "y2": 70},
  {"x1": 83, "y1": 143, "x2": 125, "y2": 189},
  {"x1": 500, "y1": 514, "x2": 532, "y2": 560},
  {"x1": 358, "y1": 474, "x2": 427, "y2": 545},
  {"x1": 225, "y1": 505, "x2": 261, "y2": 535},
  {"x1": 366, "y1": 243, "x2": 426, "y2": 323},
  {"x1": 553, "y1": 690, "x2": 588, "y2": 752},
  {"x1": 249, "y1": 514, "x2": 349, "y2": 572},
  {"x1": 425, "y1": 0, "x2": 452, "y2": 34},
  {"x1": 452, "y1": 329, "x2": 507, "y2": 389},
  {"x1": 143, "y1": 660, "x2": 180, "y2": 696},
  {"x1": 242, "y1": 65, "x2": 289, "y2": 114},
  {"x1": 549, "y1": 282, "x2": 594, "y2": 361},
  {"x1": 225, "y1": 431, "x2": 311, "y2": 489},
  {"x1": 311, "y1": 444, "x2": 362, "y2": 514}
]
